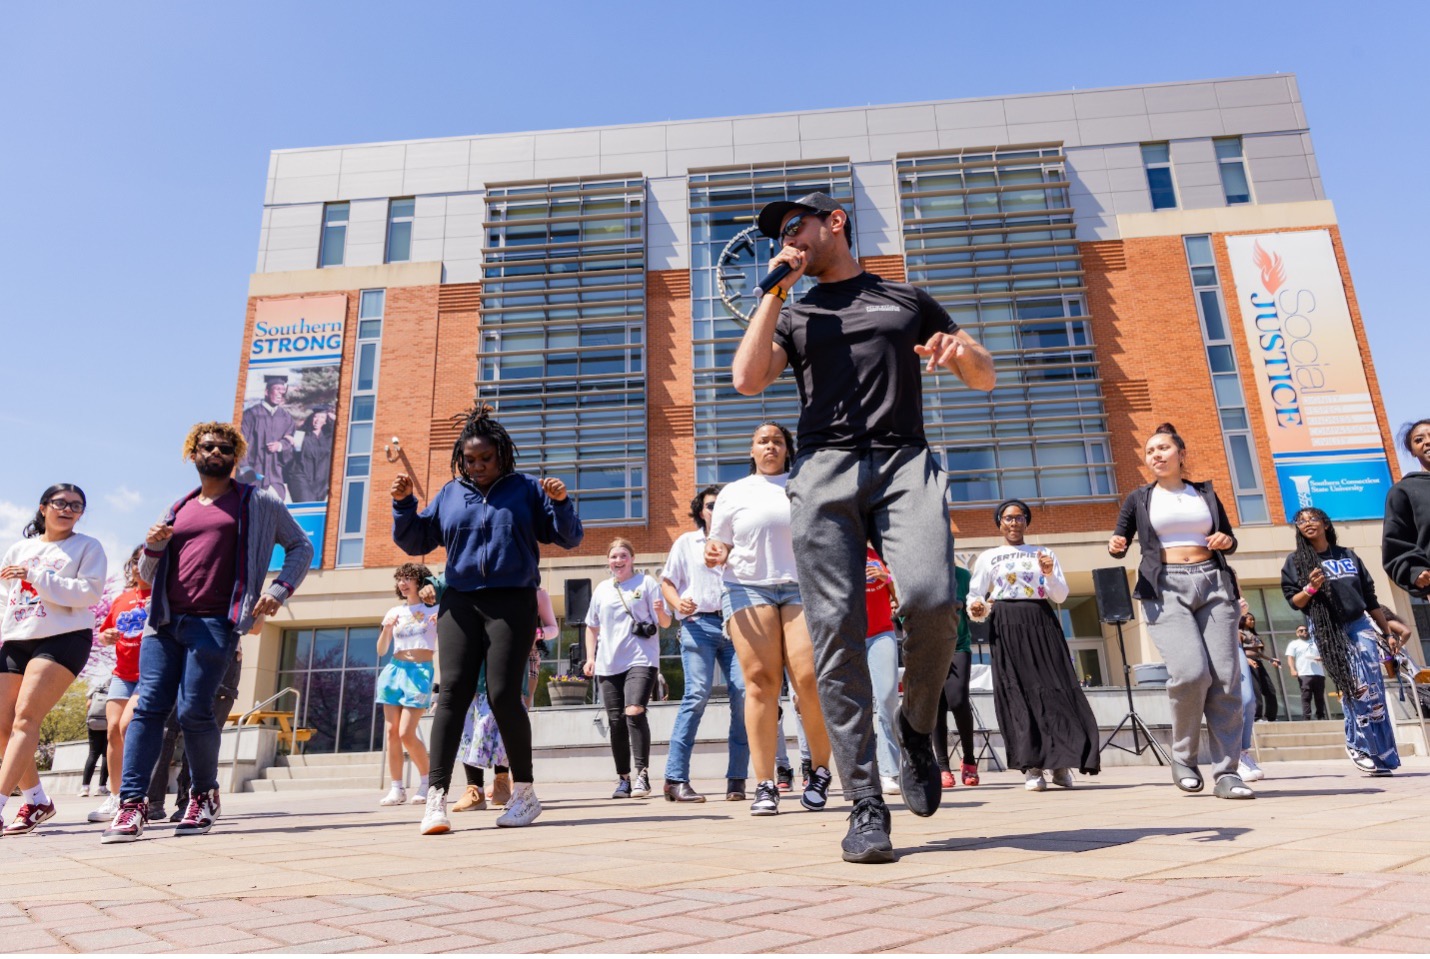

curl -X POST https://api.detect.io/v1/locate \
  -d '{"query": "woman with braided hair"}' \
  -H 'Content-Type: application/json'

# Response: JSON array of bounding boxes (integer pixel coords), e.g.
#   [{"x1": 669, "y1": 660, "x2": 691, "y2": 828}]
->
[
  {"x1": 392, "y1": 405, "x2": 584, "y2": 834},
  {"x1": 1281, "y1": 507, "x2": 1400, "y2": 775}
]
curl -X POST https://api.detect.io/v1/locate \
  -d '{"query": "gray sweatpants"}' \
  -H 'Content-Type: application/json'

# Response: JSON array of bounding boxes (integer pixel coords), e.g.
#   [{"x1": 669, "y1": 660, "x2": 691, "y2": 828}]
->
[
  {"x1": 1140, "y1": 562, "x2": 1244, "y2": 780},
  {"x1": 787, "y1": 447, "x2": 959, "y2": 801}
]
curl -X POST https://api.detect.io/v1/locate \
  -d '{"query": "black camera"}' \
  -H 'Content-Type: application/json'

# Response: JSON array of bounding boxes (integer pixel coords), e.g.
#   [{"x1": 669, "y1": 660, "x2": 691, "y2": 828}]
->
[{"x1": 632, "y1": 621, "x2": 659, "y2": 638}]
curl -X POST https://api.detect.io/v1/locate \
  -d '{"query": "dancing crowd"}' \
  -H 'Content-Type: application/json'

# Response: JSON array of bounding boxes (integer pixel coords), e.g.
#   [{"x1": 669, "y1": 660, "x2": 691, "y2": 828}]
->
[{"x1": 2, "y1": 192, "x2": 1428, "y2": 866}]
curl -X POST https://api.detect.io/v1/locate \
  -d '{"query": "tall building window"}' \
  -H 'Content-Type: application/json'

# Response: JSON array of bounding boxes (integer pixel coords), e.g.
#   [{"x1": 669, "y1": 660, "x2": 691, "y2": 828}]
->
[
  {"x1": 688, "y1": 161, "x2": 853, "y2": 483},
  {"x1": 336, "y1": 290, "x2": 385, "y2": 566},
  {"x1": 1183, "y1": 236, "x2": 1269, "y2": 524},
  {"x1": 897, "y1": 146, "x2": 1116, "y2": 505},
  {"x1": 1214, "y1": 138, "x2": 1253, "y2": 205},
  {"x1": 480, "y1": 177, "x2": 647, "y2": 523},
  {"x1": 1141, "y1": 143, "x2": 1178, "y2": 211},
  {"x1": 319, "y1": 202, "x2": 349, "y2": 268},
  {"x1": 277, "y1": 626, "x2": 381, "y2": 753},
  {"x1": 385, "y1": 198, "x2": 415, "y2": 263}
]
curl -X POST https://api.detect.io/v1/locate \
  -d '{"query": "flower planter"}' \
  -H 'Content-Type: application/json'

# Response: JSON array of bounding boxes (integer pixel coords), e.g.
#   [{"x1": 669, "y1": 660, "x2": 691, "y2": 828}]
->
[{"x1": 547, "y1": 677, "x2": 590, "y2": 707}]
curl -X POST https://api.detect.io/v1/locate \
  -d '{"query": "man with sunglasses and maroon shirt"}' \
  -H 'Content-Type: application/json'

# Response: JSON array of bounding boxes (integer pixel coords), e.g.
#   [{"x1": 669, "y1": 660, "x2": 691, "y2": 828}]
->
[
  {"x1": 103, "y1": 421, "x2": 313, "y2": 843},
  {"x1": 732, "y1": 193, "x2": 995, "y2": 863}
]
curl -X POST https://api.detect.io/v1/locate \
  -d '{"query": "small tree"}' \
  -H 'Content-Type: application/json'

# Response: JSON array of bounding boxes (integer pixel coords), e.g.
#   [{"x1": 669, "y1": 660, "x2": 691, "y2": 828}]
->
[{"x1": 37, "y1": 680, "x2": 90, "y2": 771}]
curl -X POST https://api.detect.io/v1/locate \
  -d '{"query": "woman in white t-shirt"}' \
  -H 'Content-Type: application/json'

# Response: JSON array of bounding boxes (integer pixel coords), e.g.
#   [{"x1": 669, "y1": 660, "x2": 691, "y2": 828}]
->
[
  {"x1": 375, "y1": 563, "x2": 439, "y2": 807},
  {"x1": 0, "y1": 483, "x2": 107, "y2": 836},
  {"x1": 705, "y1": 423, "x2": 833, "y2": 818},
  {"x1": 584, "y1": 538, "x2": 671, "y2": 800}
]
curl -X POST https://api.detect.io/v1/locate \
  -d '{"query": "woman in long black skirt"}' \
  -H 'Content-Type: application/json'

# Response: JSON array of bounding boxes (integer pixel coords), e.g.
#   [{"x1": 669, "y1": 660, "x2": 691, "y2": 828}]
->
[{"x1": 966, "y1": 499, "x2": 1100, "y2": 791}]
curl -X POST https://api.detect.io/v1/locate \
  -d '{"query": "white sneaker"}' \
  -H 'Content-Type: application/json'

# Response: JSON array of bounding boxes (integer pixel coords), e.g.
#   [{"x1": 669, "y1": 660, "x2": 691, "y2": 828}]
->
[
  {"x1": 380, "y1": 784, "x2": 407, "y2": 806},
  {"x1": 87, "y1": 793, "x2": 120, "y2": 823},
  {"x1": 495, "y1": 783, "x2": 542, "y2": 827},
  {"x1": 78, "y1": 785, "x2": 90, "y2": 798},
  {"x1": 420, "y1": 787, "x2": 450, "y2": 835},
  {"x1": 880, "y1": 776, "x2": 901, "y2": 795},
  {"x1": 1025, "y1": 769, "x2": 1047, "y2": 792},
  {"x1": 1049, "y1": 768, "x2": 1074, "y2": 788},
  {"x1": 1238, "y1": 750, "x2": 1265, "y2": 782},
  {"x1": 412, "y1": 778, "x2": 429, "y2": 805}
]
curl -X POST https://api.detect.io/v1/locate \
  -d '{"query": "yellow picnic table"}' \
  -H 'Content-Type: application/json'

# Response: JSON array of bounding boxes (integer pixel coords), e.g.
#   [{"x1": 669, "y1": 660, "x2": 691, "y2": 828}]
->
[{"x1": 227, "y1": 709, "x2": 314, "y2": 752}]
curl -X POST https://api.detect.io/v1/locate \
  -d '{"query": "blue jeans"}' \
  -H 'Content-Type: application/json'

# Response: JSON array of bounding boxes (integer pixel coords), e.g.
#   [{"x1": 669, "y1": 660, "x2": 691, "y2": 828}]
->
[
  {"x1": 867, "y1": 630, "x2": 901, "y2": 780},
  {"x1": 1240, "y1": 656, "x2": 1256, "y2": 751},
  {"x1": 1339, "y1": 615, "x2": 1400, "y2": 771},
  {"x1": 664, "y1": 614, "x2": 749, "y2": 782},
  {"x1": 121, "y1": 615, "x2": 239, "y2": 800}
]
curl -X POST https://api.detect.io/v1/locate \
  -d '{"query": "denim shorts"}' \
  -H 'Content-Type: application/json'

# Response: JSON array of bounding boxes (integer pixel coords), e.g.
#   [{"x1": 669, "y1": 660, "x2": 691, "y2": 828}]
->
[
  {"x1": 108, "y1": 676, "x2": 140, "y2": 701},
  {"x1": 721, "y1": 581, "x2": 802, "y2": 619}
]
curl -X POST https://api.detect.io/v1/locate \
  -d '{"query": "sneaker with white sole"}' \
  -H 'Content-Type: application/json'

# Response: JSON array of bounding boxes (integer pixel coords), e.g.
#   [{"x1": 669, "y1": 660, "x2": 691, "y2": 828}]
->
[
  {"x1": 801, "y1": 766, "x2": 832, "y2": 811},
  {"x1": 1347, "y1": 747, "x2": 1376, "y2": 772},
  {"x1": 1025, "y1": 768, "x2": 1047, "y2": 792},
  {"x1": 1049, "y1": 768, "x2": 1074, "y2": 788},
  {"x1": 3, "y1": 801, "x2": 57, "y2": 837},
  {"x1": 1237, "y1": 750, "x2": 1265, "y2": 782},
  {"x1": 174, "y1": 788, "x2": 220, "y2": 837},
  {"x1": 420, "y1": 787, "x2": 450, "y2": 835},
  {"x1": 380, "y1": 784, "x2": 407, "y2": 806},
  {"x1": 880, "y1": 775, "x2": 901, "y2": 795},
  {"x1": 88, "y1": 793, "x2": 121, "y2": 823},
  {"x1": 750, "y1": 780, "x2": 780, "y2": 816},
  {"x1": 100, "y1": 799, "x2": 148, "y2": 844},
  {"x1": 78, "y1": 785, "x2": 90, "y2": 798},
  {"x1": 495, "y1": 783, "x2": 542, "y2": 827},
  {"x1": 630, "y1": 768, "x2": 651, "y2": 798},
  {"x1": 412, "y1": 778, "x2": 429, "y2": 805}
]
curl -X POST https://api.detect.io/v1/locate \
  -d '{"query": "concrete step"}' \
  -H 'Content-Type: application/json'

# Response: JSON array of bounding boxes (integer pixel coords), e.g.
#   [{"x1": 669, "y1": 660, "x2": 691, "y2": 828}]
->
[
  {"x1": 1255, "y1": 744, "x2": 1356, "y2": 762},
  {"x1": 249, "y1": 776, "x2": 384, "y2": 792},
  {"x1": 276, "y1": 751, "x2": 384, "y2": 768},
  {"x1": 261, "y1": 764, "x2": 381, "y2": 781},
  {"x1": 1252, "y1": 731, "x2": 1348, "y2": 748}
]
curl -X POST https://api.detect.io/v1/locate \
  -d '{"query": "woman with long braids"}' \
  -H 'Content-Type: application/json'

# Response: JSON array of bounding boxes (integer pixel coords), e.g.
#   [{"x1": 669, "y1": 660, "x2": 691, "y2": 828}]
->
[
  {"x1": 1282, "y1": 507, "x2": 1400, "y2": 775},
  {"x1": 1383, "y1": 418, "x2": 1430, "y2": 601},
  {"x1": 968, "y1": 499, "x2": 1100, "y2": 791},
  {"x1": 392, "y1": 405, "x2": 583, "y2": 834},
  {"x1": 0, "y1": 484, "x2": 107, "y2": 835},
  {"x1": 1109, "y1": 423, "x2": 1250, "y2": 799}
]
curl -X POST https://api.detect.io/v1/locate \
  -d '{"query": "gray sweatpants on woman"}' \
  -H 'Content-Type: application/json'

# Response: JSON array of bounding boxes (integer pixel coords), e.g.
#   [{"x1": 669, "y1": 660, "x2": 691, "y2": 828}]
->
[
  {"x1": 1140, "y1": 561, "x2": 1244, "y2": 780},
  {"x1": 787, "y1": 447, "x2": 959, "y2": 802}
]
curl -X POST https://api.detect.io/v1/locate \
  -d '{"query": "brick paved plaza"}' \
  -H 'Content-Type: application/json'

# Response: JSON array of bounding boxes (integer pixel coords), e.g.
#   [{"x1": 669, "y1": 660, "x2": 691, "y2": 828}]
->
[{"x1": 4, "y1": 760, "x2": 1428, "y2": 953}]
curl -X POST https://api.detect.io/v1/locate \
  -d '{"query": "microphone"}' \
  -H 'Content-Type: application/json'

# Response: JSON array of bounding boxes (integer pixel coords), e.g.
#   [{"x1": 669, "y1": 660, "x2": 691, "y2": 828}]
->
[{"x1": 752, "y1": 261, "x2": 793, "y2": 300}]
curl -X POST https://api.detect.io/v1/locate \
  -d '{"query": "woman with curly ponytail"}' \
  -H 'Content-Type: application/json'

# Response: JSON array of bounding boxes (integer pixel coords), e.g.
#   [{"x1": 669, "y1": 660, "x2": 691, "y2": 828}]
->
[{"x1": 1281, "y1": 508, "x2": 1400, "y2": 775}]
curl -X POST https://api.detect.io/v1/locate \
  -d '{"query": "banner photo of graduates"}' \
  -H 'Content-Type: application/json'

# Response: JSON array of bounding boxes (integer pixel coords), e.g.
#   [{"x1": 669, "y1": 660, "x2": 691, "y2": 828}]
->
[{"x1": 240, "y1": 293, "x2": 347, "y2": 570}]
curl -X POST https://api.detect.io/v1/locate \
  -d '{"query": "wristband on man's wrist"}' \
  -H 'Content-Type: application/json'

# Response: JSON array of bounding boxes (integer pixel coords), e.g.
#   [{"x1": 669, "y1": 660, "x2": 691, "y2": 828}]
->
[
  {"x1": 1305, "y1": 584, "x2": 1319, "y2": 596},
  {"x1": 768, "y1": 285, "x2": 786, "y2": 301}
]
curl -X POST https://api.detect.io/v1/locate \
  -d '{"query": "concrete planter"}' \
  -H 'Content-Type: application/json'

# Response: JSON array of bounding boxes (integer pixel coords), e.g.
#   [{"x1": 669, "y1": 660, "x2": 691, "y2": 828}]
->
[{"x1": 547, "y1": 677, "x2": 591, "y2": 707}]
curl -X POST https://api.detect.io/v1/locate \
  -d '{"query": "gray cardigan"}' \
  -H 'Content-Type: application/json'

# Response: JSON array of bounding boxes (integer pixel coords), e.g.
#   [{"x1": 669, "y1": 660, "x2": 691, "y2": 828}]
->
[{"x1": 139, "y1": 482, "x2": 313, "y2": 635}]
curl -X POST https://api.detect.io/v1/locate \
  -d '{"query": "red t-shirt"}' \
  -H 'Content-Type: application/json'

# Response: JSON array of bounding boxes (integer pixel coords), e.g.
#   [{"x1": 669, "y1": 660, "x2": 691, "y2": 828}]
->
[
  {"x1": 865, "y1": 547, "x2": 895, "y2": 637},
  {"x1": 166, "y1": 486, "x2": 241, "y2": 617},
  {"x1": 101, "y1": 587, "x2": 151, "y2": 682}
]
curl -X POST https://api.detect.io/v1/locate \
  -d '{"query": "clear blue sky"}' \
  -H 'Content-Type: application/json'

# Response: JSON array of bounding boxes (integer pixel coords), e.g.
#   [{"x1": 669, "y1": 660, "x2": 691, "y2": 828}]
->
[{"x1": 2, "y1": 1, "x2": 1426, "y2": 563}]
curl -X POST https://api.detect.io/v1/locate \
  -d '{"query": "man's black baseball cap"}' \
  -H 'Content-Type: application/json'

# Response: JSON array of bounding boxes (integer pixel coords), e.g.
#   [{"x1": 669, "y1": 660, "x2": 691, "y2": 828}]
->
[{"x1": 757, "y1": 192, "x2": 843, "y2": 240}]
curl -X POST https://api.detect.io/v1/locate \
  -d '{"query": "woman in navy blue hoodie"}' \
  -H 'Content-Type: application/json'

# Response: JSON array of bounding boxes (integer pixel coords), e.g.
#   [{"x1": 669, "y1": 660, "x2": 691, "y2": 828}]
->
[{"x1": 392, "y1": 407, "x2": 583, "y2": 835}]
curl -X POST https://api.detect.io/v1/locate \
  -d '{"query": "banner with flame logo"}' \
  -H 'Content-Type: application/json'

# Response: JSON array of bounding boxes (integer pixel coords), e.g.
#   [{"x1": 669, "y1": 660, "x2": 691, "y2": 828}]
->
[{"x1": 1226, "y1": 230, "x2": 1391, "y2": 521}]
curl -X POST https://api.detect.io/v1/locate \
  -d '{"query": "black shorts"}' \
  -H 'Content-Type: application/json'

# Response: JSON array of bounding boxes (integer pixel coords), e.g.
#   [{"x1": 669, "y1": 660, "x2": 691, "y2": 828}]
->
[{"x1": 0, "y1": 629, "x2": 92, "y2": 677}]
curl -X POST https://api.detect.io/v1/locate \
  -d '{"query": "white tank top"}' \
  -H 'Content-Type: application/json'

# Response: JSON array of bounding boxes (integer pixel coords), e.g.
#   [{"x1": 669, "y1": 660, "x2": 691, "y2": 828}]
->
[{"x1": 1148, "y1": 484, "x2": 1213, "y2": 548}]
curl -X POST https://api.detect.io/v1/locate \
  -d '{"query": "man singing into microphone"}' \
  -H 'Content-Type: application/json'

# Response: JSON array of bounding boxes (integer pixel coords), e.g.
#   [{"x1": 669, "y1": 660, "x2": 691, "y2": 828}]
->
[{"x1": 731, "y1": 192, "x2": 995, "y2": 863}]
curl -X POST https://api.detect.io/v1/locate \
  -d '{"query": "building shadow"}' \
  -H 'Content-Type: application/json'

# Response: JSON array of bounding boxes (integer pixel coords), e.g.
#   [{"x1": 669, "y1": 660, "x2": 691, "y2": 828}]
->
[{"x1": 899, "y1": 824, "x2": 1250, "y2": 858}]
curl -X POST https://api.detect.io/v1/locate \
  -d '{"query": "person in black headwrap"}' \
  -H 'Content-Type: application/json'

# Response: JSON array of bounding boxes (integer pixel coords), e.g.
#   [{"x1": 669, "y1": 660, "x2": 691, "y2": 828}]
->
[{"x1": 966, "y1": 499, "x2": 1101, "y2": 790}]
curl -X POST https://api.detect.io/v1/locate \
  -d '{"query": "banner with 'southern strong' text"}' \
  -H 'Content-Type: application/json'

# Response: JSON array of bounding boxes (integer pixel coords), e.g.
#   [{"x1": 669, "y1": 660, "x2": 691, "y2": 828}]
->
[{"x1": 1226, "y1": 229, "x2": 1391, "y2": 522}]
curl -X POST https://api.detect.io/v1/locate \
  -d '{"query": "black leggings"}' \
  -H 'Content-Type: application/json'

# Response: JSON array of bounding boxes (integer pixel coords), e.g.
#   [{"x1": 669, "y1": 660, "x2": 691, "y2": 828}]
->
[
  {"x1": 934, "y1": 650, "x2": 976, "y2": 769},
  {"x1": 83, "y1": 728, "x2": 108, "y2": 787},
  {"x1": 1251, "y1": 663, "x2": 1278, "y2": 721},
  {"x1": 429, "y1": 588, "x2": 538, "y2": 791},
  {"x1": 463, "y1": 763, "x2": 509, "y2": 787},
  {"x1": 598, "y1": 666, "x2": 659, "y2": 776}
]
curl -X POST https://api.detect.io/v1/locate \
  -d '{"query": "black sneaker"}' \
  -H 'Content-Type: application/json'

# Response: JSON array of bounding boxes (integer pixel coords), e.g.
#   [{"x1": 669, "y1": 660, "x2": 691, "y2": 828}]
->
[
  {"x1": 800, "y1": 765, "x2": 832, "y2": 811},
  {"x1": 897, "y1": 709, "x2": 941, "y2": 818},
  {"x1": 611, "y1": 777, "x2": 632, "y2": 799},
  {"x1": 842, "y1": 797, "x2": 895, "y2": 863},
  {"x1": 168, "y1": 806, "x2": 184, "y2": 823},
  {"x1": 630, "y1": 769, "x2": 651, "y2": 798},
  {"x1": 776, "y1": 766, "x2": 794, "y2": 792},
  {"x1": 799, "y1": 759, "x2": 812, "y2": 789},
  {"x1": 750, "y1": 780, "x2": 780, "y2": 816}
]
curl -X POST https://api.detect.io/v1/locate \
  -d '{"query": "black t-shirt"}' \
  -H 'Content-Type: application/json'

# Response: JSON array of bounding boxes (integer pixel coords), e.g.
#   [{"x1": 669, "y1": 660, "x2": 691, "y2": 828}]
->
[
  {"x1": 1280, "y1": 544, "x2": 1379, "y2": 625},
  {"x1": 773, "y1": 271, "x2": 957, "y2": 453}
]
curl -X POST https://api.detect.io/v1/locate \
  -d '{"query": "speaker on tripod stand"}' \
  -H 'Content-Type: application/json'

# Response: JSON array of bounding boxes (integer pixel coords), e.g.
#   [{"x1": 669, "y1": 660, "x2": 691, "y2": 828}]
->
[
  {"x1": 1093, "y1": 567, "x2": 1169, "y2": 764},
  {"x1": 966, "y1": 618, "x2": 1005, "y2": 771}
]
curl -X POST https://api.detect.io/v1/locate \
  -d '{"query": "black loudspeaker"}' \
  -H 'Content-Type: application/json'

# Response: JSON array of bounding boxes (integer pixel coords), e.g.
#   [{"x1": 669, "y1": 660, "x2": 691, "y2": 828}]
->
[
  {"x1": 1092, "y1": 567, "x2": 1134, "y2": 624},
  {"x1": 564, "y1": 578, "x2": 593, "y2": 624},
  {"x1": 968, "y1": 617, "x2": 992, "y2": 646}
]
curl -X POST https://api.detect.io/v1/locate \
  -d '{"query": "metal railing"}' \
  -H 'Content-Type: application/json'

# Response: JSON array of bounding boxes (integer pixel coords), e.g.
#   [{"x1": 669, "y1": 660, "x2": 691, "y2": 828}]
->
[{"x1": 228, "y1": 687, "x2": 302, "y2": 794}]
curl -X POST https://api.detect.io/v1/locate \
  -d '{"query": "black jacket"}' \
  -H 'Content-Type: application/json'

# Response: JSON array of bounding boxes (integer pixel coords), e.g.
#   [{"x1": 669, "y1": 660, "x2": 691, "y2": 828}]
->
[
  {"x1": 1383, "y1": 471, "x2": 1430, "y2": 597},
  {"x1": 1111, "y1": 479, "x2": 1238, "y2": 601}
]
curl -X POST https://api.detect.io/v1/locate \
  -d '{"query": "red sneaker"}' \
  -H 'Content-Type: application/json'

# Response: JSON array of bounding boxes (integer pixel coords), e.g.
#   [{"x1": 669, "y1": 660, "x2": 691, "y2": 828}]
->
[
  {"x1": 3, "y1": 801, "x2": 56, "y2": 837},
  {"x1": 175, "y1": 788, "x2": 221, "y2": 837},
  {"x1": 940, "y1": 770, "x2": 956, "y2": 789},
  {"x1": 961, "y1": 762, "x2": 980, "y2": 787}
]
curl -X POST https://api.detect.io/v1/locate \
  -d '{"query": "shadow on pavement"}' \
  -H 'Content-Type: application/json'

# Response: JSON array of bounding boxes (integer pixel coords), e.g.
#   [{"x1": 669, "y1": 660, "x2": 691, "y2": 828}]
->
[{"x1": 899, "y1": 824, "x2": 1251, "y2": 857}]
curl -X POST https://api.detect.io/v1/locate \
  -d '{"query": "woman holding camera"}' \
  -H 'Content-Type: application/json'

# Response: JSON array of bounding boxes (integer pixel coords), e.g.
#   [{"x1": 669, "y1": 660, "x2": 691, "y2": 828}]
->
[{"x1": 585, "y1": 538, "x2": 672, "y2": 799}]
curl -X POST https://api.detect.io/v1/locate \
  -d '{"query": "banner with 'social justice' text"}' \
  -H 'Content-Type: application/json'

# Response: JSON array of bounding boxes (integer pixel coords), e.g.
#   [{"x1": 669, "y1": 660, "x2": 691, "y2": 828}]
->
[{"x1": 1225, "y1": 230, "x2": 1391, "y2": 522}]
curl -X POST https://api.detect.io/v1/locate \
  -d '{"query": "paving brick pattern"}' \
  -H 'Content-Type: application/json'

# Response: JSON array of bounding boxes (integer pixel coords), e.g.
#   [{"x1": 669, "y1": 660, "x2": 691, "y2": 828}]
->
[{"x1": 4, "y1": 762, "x2": 1429, "y2": 953}]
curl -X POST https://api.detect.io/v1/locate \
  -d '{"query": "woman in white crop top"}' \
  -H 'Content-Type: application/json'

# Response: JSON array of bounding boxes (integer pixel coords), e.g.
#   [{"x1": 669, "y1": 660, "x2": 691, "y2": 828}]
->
[
  {"x1": 375, "y1": 563, "x2": 438, "y2": 807},
  {"x1": 1107, "y1": 423, "x2": 1248, "y2": 800},
  {"x1": 967, "y1": 499, "x2": 1099, "y2": 791},
  {"x1": 705, "y1": 423, "x2": 833, "y2": 818}
]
